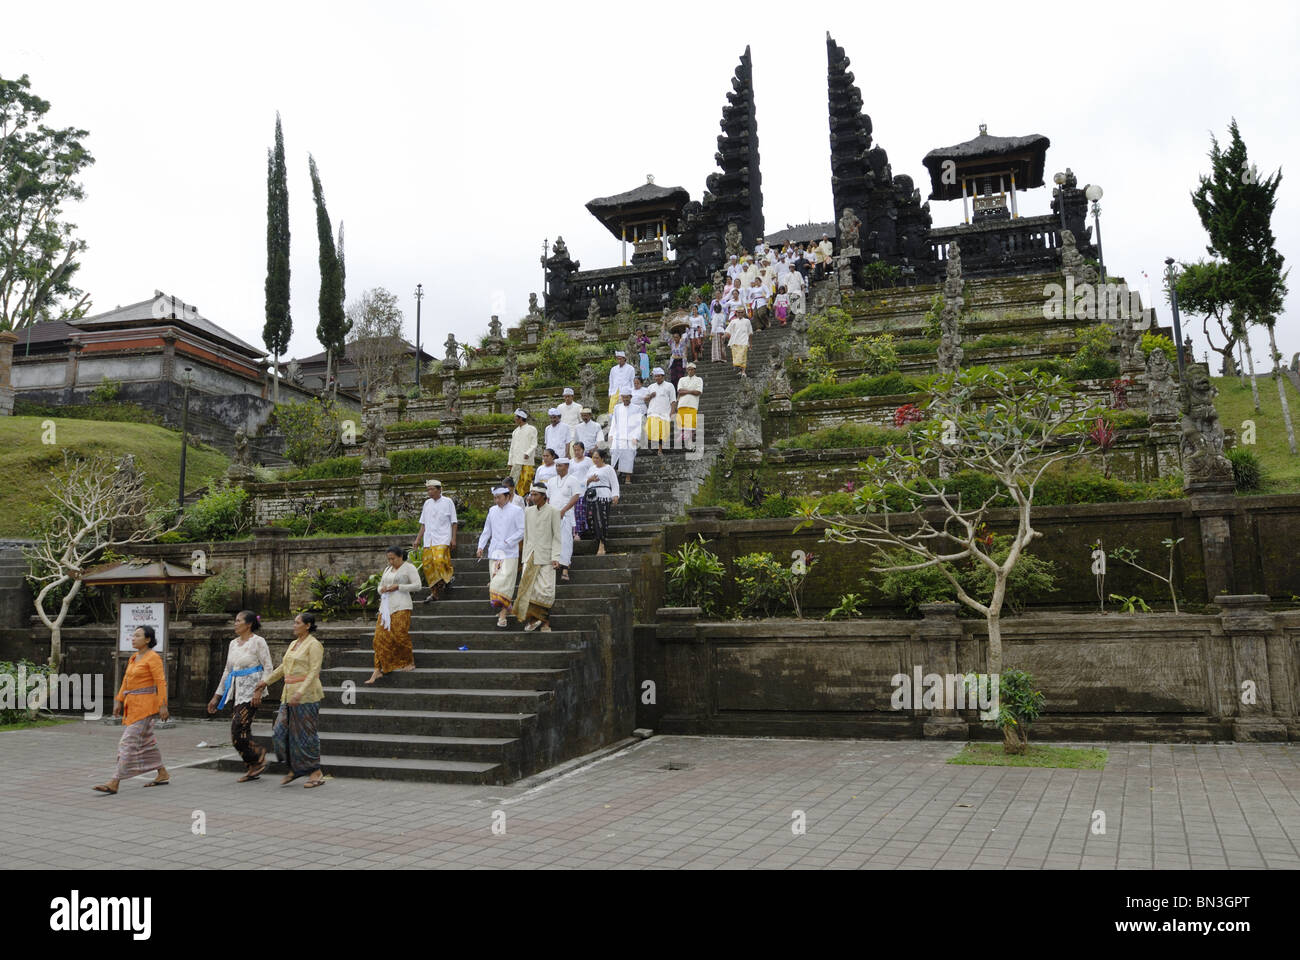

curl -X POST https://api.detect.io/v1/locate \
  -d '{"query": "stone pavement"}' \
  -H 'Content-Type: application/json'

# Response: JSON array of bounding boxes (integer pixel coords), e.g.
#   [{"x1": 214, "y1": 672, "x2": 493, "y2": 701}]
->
[{"x1": 2, "y1": 720, "x2": 1299, "y2": 869}]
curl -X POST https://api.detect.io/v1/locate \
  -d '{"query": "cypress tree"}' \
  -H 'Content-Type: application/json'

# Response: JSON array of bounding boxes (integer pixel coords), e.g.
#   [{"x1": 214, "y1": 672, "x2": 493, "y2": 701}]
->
[
  {"x1": 263, "y1": 113, "x2": 291, "y2": 402},
  {"x1": 309, "y1": 154, "x2": 347, "y2": 398}
]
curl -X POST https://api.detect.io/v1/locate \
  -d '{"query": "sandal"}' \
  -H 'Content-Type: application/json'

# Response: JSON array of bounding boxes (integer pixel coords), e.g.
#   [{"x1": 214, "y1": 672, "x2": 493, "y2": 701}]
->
[
  {"x1": 142, "y1": 777, "x2": 169, "y2": 788},
  {"x1": 281, "y1": 772, "x2": 301, "y2": 786},
  {"x1": 524, "y1": 620, "x2": 540, "y2": 632},
  {"x1": 303, "y1": 776, "x2": 325, "y2": 789},
  {"x1": 92, "y1": 783, "x2": 118, "y2": 795},
  {"x1": 237, "y1": 770, "x2": 261, "y2": 783},
  {"x1": 496, "y1": 617, "x2": 509, "y2": 628}
]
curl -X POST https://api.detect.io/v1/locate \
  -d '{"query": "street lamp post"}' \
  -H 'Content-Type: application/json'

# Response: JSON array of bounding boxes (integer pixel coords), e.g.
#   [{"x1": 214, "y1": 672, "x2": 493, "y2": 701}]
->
[
  {"x1": 1165, "y1": 258, "x2": 1186, "y2": 380},
  {"x1": 177, "y1": 366, "x2": 193, "y2": 515},
  {"x1": 1085, "y1": 183, "x2": 1105, "y2": 283},
  {"x1": 414, "y1": 283, "x2": 424, "y2": 386}
]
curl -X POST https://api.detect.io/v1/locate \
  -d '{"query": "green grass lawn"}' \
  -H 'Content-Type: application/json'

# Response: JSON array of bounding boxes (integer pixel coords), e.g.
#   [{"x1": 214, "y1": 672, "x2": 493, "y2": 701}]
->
[
  {"x1": 0, "y1": 716, "x2": 76, "y2": 732},
  {"x1": 1213, "y1": 375, "x2": 1300, "y2": 492},
  {"x1": 948, "y1": 742, "x2": 1108, "y2": 769},
  {"x1": 0, "y1": 416, "x2": 229, "y2": 537}
]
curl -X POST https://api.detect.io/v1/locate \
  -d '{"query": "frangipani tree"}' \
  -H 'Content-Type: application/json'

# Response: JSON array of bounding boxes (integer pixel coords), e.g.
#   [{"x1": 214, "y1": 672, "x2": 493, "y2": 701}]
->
[
  {"x1": 25, "y1": 454, "x2": 174, "y2": 670},
  {"x1": 799, "y1": 368, "x2": 1100, "y2": 675}
]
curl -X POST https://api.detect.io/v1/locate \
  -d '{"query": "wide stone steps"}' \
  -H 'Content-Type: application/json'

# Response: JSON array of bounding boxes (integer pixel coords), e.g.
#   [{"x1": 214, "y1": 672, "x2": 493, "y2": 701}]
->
[
  {"x1": 333, "y1": 647, "x2": 580, "y2": 669},
  {"x1": 323, "y1": 666, "x2": 567, "y2": 690},
  {"x1": 324, "y1": 685, "x2": 553, "y2": 713},
  {"x1": 405, "y1": 628, "x2": 590, "y2": 649}
]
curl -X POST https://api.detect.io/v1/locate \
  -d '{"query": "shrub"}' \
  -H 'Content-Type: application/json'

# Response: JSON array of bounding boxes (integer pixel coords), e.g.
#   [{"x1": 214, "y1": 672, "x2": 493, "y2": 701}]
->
[
  {"x1": 156, "y1": 531, "x2": 185, "y2": 543},
  {"x1": 733, "y1": 551, "x2": 816, "y2": 618},
  {"x1": 921, "y1": 294, "x2": 944, "y2": 340},
  {"x1": 774, "y1": 422, "x2": 910, "y2": 450},
  {"x1": 671, "y1": 284, "x2": 696, "y2": 309},
  {"x1": 895, "y1": 338, "x2": 939, "y2": 356},
  {"x1": 282, "y1": 457, "x2": 361, "y2": 481},
  {"x1": 860, "y1": 262, "x2": 901, "y2": 290},
  {"x1": 995, "y1": 668, "x2": 1046, "y2": 754},
  {"x1": 1227, "y1": 447, "x2": 1263, "y2": 492},
  {"x1": 663, "y1": 535, "x2": 726, "y2": 616},
  {"x1": 292, "y1": 568, "x2": 357, "y2": 620},
  {"x1": 1070, "y1": 323, "x2": 1118, "y2": 380},
  {"x1": 876, "y1": 556, "x2": 955, "y2": 613},
  {"x1": 1102, "y1": 410, "x2": 1150, "y2": 430},
  {"x1": 178, "y1": 480, "x2": 252, "y2": 542},
  {"x1": 970, "y1": 334, "x2": 1030, "y2": 350},
  {"x1": 272, "y1": 398, "x2": 342, "y2": 467},
  {"x1": 852, "y1": 333, "x2": 900, "y2": 375},
  {"x1": 391, "y1": 447, "x2": 507, "y2": 475},
  {"x1": 826, "y1": 593, "x2": 867, "y2": 619},
  {"x1": 756, "y1": 495, "x2": 800, "y2": 518},
  {"x1": 192, "y1": 567, "x2": 246, "y2": 614},
  {"x1": 0, "y1": 660, "x2": 53, "y2": 722},
  {"x1": 791, "y1": 371, "x2": 920, "y2": 403},
  {"x1": 808, "y1": 307, "x2": 856, "y2": 359},
  {"x1": 794, "y1": 346, "x2": 836, "y2": 388},
  {"x1": 463, "y1": 413, "x2": 515, "y2": 426},
  {"x1": 525, "y1": 331, "x2": 587, "y2": 389},
  {"x1": 874, "y1": 537, "x2": 1057, "y2": 616},
  {"x1": 388, "y1": 419, "x2": 442, "y2": 434},
  {"x1": 88, "y1": 377, "x2": 122, "y2": 403},
  {"x1": 1141, "y1": 331, "x2": 1178, "y2": 364},
  {"x1": 808, "y1": 491, "x2": 856, "y2": 515}
]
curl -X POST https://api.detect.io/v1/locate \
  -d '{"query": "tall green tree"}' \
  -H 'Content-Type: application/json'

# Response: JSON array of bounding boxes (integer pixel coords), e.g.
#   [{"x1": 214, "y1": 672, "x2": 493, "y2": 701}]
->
[
  {"x1": 0, "y1": 73, "x2": 95, "y2": 331},
  {"x1": 263, "y1": 113, "x2": 291, "y2": 402},
  {"x1": 1186, "y1": 119, "x2": 1292, "y2": 451},
  {"x1": 309, "y1": 154, "x2": 348, "y2": 399}
]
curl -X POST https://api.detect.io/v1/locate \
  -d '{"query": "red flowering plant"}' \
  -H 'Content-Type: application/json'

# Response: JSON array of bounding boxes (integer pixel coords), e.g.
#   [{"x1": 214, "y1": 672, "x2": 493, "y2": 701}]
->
[
  {"x1": 1088, "y1": 416, "x2": 1117, "y2": 478},
  {"x1": 894, "y1": 402, "x2": 924, "y2": 428}
]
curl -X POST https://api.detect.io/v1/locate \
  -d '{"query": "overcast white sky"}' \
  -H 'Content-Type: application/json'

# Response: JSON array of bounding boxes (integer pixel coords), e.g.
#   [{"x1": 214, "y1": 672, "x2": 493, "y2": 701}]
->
[{"x1": 4, "y1": 0, "x2": 1298, "y2": 364}]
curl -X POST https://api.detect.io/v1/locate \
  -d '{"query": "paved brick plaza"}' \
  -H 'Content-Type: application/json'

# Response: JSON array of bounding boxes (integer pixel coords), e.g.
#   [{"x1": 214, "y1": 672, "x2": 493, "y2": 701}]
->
[{"x1": 3, "y1": 721, "x2": 1298, "y2": 870}]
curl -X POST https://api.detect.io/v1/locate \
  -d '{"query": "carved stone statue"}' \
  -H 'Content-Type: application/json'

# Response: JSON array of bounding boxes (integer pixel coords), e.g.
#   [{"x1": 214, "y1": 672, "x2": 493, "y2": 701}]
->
[
  {"x1": 287, "y1": 358, "x2": 304, "y2": 385},
  {"x1": 732, "y1": 376, "x2": 763, "y2": 450},
  {"x1": 584, "y1": 298, "x2": 602, "y2": 342},
  {"x1": 625, "y1": 332, "x2": 639, "y2": 363},
  {"x1": 711, "y1": 269, "x2": 725, "y2": 294},
  {"x1": 837, "y1": 207, "x2": 861, "y2": 252},
  {"x1": 501, "y1": 344, "x2": 519, "y2": 388},
  {"x1": 789, "y1": 309, "x2": 810, "y2": 359},
  {"x1": 767, "y1": 350, "x2": 792, "y2": 400},
  {"x1": 1179, "y1": 362, "x2": 1233, "y2": 489},
  {"x1": 488, "y1": 315, "x2": 502, "y2": 339},
  {"x1": 232, "y1": 427, "x2": 251, "y2": 467},
  {"x1": 443, "y1": 375, "x2": 461, "y2": 421},
  {"x1": 1145, "y1": 348, "x2": 1179, "y2": 422},
  {"x1": 1060, "y1": 230, "x2": 1097, "y2": 284},
  {"x1": 362, "y1": 410, "x2": 389, "y2": 468},
  {"x1": 724, "y1": 222, "x2": 743, "y2": 259},
  {"x1": 580, "y1": 363, "x2": 597, "y2": 411},
  {"x1": 443, "y1": 333, "x2": 460, "y2": 369},
  {"x1": 528, "y1": 292, "x2": 542, "y2": 317},
  {"x1": 936, "y1": 241, "x2": 965, "y2": 375},
  {"x1": 615, "y1": 282, "x2": 632, "y2": 316}
]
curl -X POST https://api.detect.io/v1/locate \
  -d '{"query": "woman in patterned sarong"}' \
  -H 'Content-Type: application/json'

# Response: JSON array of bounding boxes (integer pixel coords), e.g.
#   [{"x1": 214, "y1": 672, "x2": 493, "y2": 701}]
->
[
  {"x1": 253, "y1": 612, "x2": 325, "y2": 788},
  {"x1": 207, "y1": 610, "x2": 273, "y2": 782},
  {"x1": 94, "y1": 626, "x2": 170, "y2": 794},
  {"x1": 367, "y1": 547, "x2": 421, "y2": 684}
]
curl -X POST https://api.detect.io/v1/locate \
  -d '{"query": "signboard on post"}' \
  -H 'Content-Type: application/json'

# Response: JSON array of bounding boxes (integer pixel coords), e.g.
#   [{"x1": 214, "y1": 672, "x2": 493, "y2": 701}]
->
[{"x1": 118, "y1": 600, "x2": 168, "y2": 653}]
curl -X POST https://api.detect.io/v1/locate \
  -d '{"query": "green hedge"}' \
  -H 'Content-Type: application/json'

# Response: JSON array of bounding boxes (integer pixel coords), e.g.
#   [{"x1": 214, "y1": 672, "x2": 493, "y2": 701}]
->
[
  {"x1": 792, "y1": 372, "x2": 922, "y2": 403},
  {"x1": 390, "y1": 447, "x2": 506, "y2": 475},
  {"x1": 14, "y1": 399, "x2": 163, "y2": 426},
  {"x1": 775, "y1": 423, "x2": 913, "y2": 450},
  {"x1": 388, "y1": 419, "x2": 442, "y2": 433},
  {"x1": 895, "y1": 339, "x2": 939, "y2": 356},
  {"x1": 281, "y1": 457, "x2": 361, "y2": 481}
]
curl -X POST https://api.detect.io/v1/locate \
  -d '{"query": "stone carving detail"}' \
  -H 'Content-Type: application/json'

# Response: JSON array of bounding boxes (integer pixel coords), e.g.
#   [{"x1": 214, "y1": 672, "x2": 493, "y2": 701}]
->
[
  {"x1": 500, "y1": 344, "x2": 519, "y2": 388},
  {"x1": 488, "y1": 315, "x2": 502, "y2": 339},
  {"x1": 1060, "y1": 229, "x2": 1098, "y2": 285},
  {"x1": 361, "y1": 409, "x2": 390, "y2": 469},
  {"x1": 625, "y1": 332, "x2": 639, "y2": 363},
  {"x1": 443, "y1": 333, "x2": 460, "y2": 370},
  {"x1": 1179, "y1": 363, "x2": 1233, "y2": 489},
  {"x1": 936, "y1": 241, "x2": 965, "y2": 375},
  {"x1": 789, "y1": 309, "x2": 810, "y2": 359},
  {"x1": 580, "y1": 363, "x2": 597, "y2": 411},
  {"x1": 837, "y1": 207, "x2": 861, "y2": 253},
  {"x1": 232, "y1": 428, "x2": 251, "y2": 467},
  {"x1": 711, "y1": 269, "x2": 725, "y2": 294},
  {"x1": 584, "y1": 298, "x2": 602, "y2": 341},
  {"x1": 483, "y1": 315, "x2": 505, "y2": 356},
  {"x1": 767, "y1": 349, "x2": 792, "y2": 400},
  {"x1": 542, "y1": 236, "x2": 580, "y2": 325},
  {"x1": 286, "y1": 358, "x2": 303, "y2": 385},
  {"x1": 615, "y1": 282, "x2": 632, "y2": 316},
  {"x1": 724, "y1": 222, "x2": 743, "y2": 259},
  {"x1": 442, "y1": 375, "x2": 461, "y2": 422},
  {"x1": 732, "y1": 376, "x2": 763, "y2": 450},
  {"x1": 1145, "y1": 348, "x2": 1179, "y2": 422}
]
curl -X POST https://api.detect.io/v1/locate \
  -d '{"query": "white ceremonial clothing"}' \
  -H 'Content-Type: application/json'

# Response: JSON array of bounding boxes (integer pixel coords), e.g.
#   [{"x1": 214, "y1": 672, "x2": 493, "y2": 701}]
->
[
  {"x1": 608, "y1": 361, "x2": 635, "y2": 399},
  {"x1": 544, "y1": 422, "x2": 571, "y2": 458},
  {"x1": 477, "y1": 502, "x2": 525, "y2": 560},
  {"x1": 724, "y1": 316, "x2": 753, "y2": 348},
  {"x1": 419, "y1": 496, "x2": 458, "y2": 547},
  {"x1": 645, "y1": 380, "x2": 677, "y2": 421},
  {"x1": 676, "y1": 375, "x2": 703, "y2": 411},
  {"x1": 508, "y1": 424, "x2": 538, "y2": 467},
  {"x1": 559, "y1": 400, "x2": 583, "y2": 430},
  {"x1": 574, "y1": 419, "x2": 604, "y2": 452}
]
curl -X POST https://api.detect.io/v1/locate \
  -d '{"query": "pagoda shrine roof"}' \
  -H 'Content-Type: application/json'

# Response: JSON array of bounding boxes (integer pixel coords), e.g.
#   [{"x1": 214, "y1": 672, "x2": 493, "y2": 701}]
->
[
  {"x1": 585, "y1": 178, "x2": 690, "y2": 239},
  {"x1": 922, "y1": 127, "x2": 1051, "y2": 201}
]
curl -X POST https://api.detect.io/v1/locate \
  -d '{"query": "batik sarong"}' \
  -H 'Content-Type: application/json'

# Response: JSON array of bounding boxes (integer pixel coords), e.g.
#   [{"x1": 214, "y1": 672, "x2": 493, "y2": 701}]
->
[
  {"x1": 731, "y1": 344, "x2": 749, "y2": 369},
  {"x1": 513, "y1": 557, "x2": 556, "y2": 624},
  {"x1": 420, "y1": 544, "x2": 455, "y2": 588},
  {"x1": 114, "y1": 713, "x2": 163, "y2": 780},
  {"x1": 588, "y1": 496, "x2": 612, "y2": 548},
  {"x1": 574, "y1": 498, "x2": 588, "y2": 538},
  {"x1": 272, "y1": 702, "x2": 321, "y2": 775},
  {"x1": 230, "y1": 702, "x2": 262, "y2": 765},
  {"x1": 489, "y1": 557, "x2": 519, "y2": 610},
  {"x1": 511, "y1": 464, "x2": 536, "y2": 498},
  {"x1": 372, "y1": 608, "x2": 414, "y2": 672},
  {"x1": 711, "y1": 333, "x2": 724, "y2": 362}
]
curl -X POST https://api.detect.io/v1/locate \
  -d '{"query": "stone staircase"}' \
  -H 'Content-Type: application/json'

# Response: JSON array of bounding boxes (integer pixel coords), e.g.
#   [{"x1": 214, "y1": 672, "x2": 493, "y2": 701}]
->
[
  {"x1": 206, "y1": 318, "x2": 794, "y2": 786},
  {"x1": 0, "y1": 542, "x2": 33, "y2": 630}
]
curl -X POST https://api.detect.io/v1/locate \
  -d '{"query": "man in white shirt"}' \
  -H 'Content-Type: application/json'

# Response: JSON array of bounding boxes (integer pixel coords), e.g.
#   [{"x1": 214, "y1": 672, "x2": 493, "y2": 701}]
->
[
  {"x1": 785, "y1": 265, "x2": 806, "y2": 317},
  {"x1": 573, "y1": 406, "x2": 604, "y2": 453},
  {"x1": 544, "y1": 408, "x2": 571, "y2": 460},
  {"x1": 413, "y1": 478, "x2": 458, "y2": 602},
  {"x1": 608, "y1": 350, "x2": 635, "y2": 414},
  {"x1": 609, "y1": 391, "x2": 643, "y2": 483},
  {"x1": 477, "y1": 486, "x2": 525, "y2": 627},
  {"x1": 559, "y1": 387, "x2": 583, "y2": 435},
  {"x1": 508, "y1": 409, "x2": 538, "y2": 498},
  {"x1": 747, "y1": 277, "x2": 769, "y2": 330},
  {"x1": 644, "y1": 367, "x2": 677, "y2": 455},
  {"x1": 724, "y1": 311, "x2": 754, "y2": 377},
  {"x1": 675, "y1": 360, "x2": 703, "y2": 447},
  {"x1": 726, "y1": 254, "x2": 743, "y2": 282},
  {"x1": 553, "y1": 458, "x2": 584, "y2": 581}
]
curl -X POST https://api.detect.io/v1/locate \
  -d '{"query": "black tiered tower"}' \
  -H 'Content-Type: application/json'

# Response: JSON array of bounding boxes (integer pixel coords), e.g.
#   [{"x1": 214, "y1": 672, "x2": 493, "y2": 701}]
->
[
  {"x1": 674, "y1": 46, "x2": 764, "y2": 280},
  {"x1": 826, "y1": 33, "x2": 931, "y2": 271}
]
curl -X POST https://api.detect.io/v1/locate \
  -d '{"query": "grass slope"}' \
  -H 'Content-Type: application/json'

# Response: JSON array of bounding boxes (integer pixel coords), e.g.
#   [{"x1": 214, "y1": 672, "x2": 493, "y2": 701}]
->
[
  {"x1": 0, "y1": 416, "x2": 229, "y2": 537},
  {"x1": 1212, "y1": 375, "x2": 1300, "y2": 492}
]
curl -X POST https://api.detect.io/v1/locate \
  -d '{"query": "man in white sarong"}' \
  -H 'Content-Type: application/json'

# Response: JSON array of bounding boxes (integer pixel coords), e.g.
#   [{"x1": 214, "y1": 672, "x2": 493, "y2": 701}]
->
[
  {"x1": 514, "y1": 484, "x2": 564, "y2": 632},
  {"x1": 477, "y1": 486, "x2": 525, "y2": 628},
  {"x1": 609, "y1": 390, "x2": 643, "y2": 484},
  {"x1": 553, "y1": 458, "x2": 583, "y2": 581}
]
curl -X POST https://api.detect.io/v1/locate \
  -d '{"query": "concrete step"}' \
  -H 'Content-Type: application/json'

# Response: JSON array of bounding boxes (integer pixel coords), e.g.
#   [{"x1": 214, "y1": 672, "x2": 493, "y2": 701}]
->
[
  {"x1": 322, "y1": 684, "x2": 554, "y2": 713},
  {"x1": 323, "y1": 666, "x2": 567, "y2": 690},
  {"x1": 315, "y1": 706, "x2": 537, "y2": 738},
  {"x1": 332, "y1": 647, "x2": 580, "y2": 669},
  {"x1": 411, "y1": 597, "x2": 616, "y2": 617},
  {"x1": 408, "y1": 613, "x2": 607, "y2": 632},
  {"x1": 246, "y1": 721, "x2": 519, "y2": 764},
  {"x1": 406, "y1": 628, "x2": 590, "y2": 650}
]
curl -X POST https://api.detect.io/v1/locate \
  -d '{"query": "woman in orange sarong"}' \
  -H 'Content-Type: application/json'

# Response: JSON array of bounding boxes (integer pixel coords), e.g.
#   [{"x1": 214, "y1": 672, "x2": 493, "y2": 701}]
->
[{"x1": 93, "y1": 626, "x2": 170, "y2": 794}]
